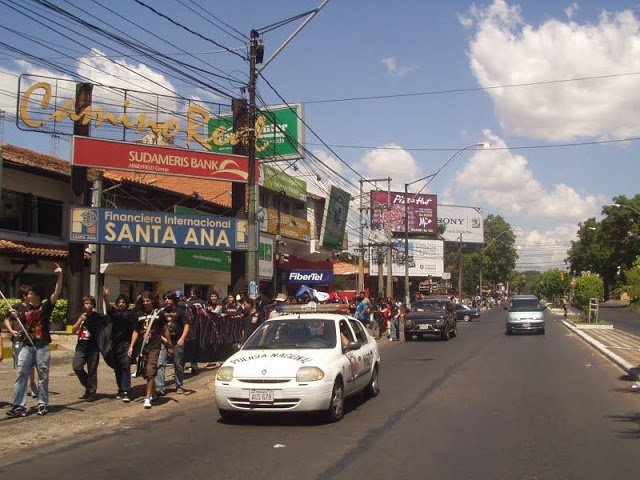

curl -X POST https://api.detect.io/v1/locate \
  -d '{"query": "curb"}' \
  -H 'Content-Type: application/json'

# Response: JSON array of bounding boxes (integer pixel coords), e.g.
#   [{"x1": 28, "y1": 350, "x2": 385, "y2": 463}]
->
[{"x1": 560, "y1": 319, "x2": 634, "y2": 373}]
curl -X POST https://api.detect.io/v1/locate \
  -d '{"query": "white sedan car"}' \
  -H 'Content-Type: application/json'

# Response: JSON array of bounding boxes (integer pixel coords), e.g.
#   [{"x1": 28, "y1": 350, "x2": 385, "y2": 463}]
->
[{"x1": 214, "y1": 311, "x2": 381, "y2": 422}]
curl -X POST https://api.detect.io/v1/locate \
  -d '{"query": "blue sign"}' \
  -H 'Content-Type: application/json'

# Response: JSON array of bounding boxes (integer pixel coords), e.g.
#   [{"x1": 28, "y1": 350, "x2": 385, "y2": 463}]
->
[
  {"x1": 287, "y1": 270, "x2": 334, "y2": 284},
  {"x1": 69, "y1": 208, "x2": 248, "y2": 251}
]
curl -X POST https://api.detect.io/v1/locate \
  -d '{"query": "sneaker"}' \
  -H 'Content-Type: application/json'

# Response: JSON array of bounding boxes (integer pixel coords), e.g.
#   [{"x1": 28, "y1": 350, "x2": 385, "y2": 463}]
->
[
  {"x1": 632, "y1": 383, "x2": 640, "y2": 392},
  {"x1": 143, "y1": 398, "x2": 152, "y2": 409},
  {"x1": 6, "y1": 406, "x2": 28, "y2": 418},
  {"x1": 85, "y1": 393, "x2": 96, "y2": 402},
  {"x1": 79, "y1": 391, "x2": 89, "y2": 400},
  {"x1": 122, "y1": 392, "x2": 131, "y2": 403},
  {"x1": 36, "y1": 405, "x2": 48, "y2": 416},
  {"x1": 176, "y1": 387, "x2": 185, "y2": 395},
  {"x1": 115, "y1": 391, "x2": 123, "y2": 400}
]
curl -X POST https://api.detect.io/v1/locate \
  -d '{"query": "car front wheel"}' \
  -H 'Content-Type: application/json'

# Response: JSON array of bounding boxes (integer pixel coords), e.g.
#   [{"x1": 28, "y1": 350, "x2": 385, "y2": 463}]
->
[
  {"x1": 463, "y1": 314, "x2": 471, "y2": 322},
  {"x1": 324, "y1": 379, "x2": 345, "y2": 423},
  {"x1": 365, "y1": 365, "x2": 380, "y2": 398}
]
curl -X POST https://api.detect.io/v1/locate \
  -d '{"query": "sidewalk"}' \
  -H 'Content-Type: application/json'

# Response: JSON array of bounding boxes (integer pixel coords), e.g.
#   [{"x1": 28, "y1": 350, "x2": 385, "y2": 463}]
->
[
  {"x1": 550, "y1": 307, "x2": 640, "y2": 381},
  {"x1": 0, "y1": 345, "x2": 218, "y2": 463}
]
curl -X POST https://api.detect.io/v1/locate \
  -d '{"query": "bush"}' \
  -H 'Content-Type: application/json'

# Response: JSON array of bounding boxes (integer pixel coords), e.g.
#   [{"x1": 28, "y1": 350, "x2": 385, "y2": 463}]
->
[
  {"x1": 573, "y1": 275, "x2": 604, "y2": 309},
  {"x1": 0, "y1": 298, "x2": 69, "y2": 329}
]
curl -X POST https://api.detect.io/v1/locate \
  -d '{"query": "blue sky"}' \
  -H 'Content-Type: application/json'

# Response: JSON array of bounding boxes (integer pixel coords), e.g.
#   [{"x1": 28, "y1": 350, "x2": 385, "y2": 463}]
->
[{"x1": 1, "y1": 0, "x2": 639, "y2": 271}]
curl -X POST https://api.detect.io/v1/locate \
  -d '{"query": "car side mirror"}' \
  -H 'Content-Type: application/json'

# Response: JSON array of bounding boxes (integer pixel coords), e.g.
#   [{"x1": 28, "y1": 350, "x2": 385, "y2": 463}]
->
[{"x1": 343, "y1": 341, "x2": 361, "y2": 352}]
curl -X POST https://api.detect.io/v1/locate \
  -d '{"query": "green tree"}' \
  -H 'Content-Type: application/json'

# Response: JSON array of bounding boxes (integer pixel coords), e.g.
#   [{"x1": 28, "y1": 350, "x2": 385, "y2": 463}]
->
[
  {"x1": 534, "y1": 268, "x2": 566, "y2": 301},
  {"x1": 573, "y1": 274, "x2": 604, "y2": 309},
  {"x1": 480, "y1": 214, "x2": 518, "y2": 292},
  {"x1": 622, "y1": 256, "x2": 640, "y2": 308}
]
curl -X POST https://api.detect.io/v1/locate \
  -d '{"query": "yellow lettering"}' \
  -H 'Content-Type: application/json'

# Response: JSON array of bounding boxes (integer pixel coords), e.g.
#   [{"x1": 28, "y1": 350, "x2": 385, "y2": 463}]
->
[
  {"x1": 186, "y1": 104, "x2": 211, "y2": 150},
  {"x1": 117, "y1": 224, "x2": 134, "y2": 242},
  {"x1": 184, "y1": 228, "x2": 199, "y2": 245},
  {"x1": 105, "y1": 222, "x2": 116, "y2": 241},
  {"x1": 161, "y1": 227, "x2": 177, "y2": 244},
  {"x1": 19, "y1": 82, "x2": 52, "y2": 128},
  {"x1": 217, "y1": 230, "x2": 230, "y2": 248}
]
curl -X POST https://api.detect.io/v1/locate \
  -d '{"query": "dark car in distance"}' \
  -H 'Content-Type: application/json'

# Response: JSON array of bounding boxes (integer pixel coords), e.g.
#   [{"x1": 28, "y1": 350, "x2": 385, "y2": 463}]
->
[
  {"x1": 455, "y1": 303, "x2": 480, "y2": 322},
  {"x1": 404, "y1": 297, "x2": 457, "y2": 341}
]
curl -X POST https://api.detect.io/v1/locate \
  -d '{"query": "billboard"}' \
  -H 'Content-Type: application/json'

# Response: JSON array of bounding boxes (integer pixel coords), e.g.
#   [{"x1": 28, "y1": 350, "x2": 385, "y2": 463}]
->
[
  {"x1": 260, "y1": 208, "x2": 311, "y2": 242},
  {"x1": 320, "y1": 186, "x2": 351, "y2": 250},
  {"x1": 208, "y1": 104, "x2": 304, "y2": 160},
  {"x1": 261, "y1": 164, "x2": 307, "y2": 201},
  {"x1": 369, "y1": 239, "x2": 444, "y2": 277},
  {"x1": 370, "y1": 191, "x2": 437, "y2": 235},
  {"x1": 72, "y1": 136, "x2": 257, "y2": 183},
  {"x1": 438, "y1": 204, "x2": 484, "y2": 244},
  {"x1": 69, "y1": 208, "x2": 248, "y2": 250}
]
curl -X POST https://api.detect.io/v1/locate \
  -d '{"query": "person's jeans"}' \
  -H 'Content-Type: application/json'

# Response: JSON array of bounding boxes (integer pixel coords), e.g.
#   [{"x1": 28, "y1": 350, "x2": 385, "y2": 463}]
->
[
  {"x1": 13, "y1": 345, "x2": 50, "y2": 407},
  {"x1": 113, "y1": 342, "x2": 131, "y2": 393},
  {"x1": 390, "y1": 318, "x2": 399, "y2": 339},
  {"x1": 155, "y1": 344, "x2": 185, "y2": 391},
  {"x1": 72, "y1": 346, "x2": 100, "y2": 394}
]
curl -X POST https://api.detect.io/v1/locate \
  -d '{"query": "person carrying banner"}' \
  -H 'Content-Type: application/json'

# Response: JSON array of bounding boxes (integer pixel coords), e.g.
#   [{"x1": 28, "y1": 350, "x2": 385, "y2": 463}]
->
[{"x1": 6, "y1": 264, "x2": 63, "y2": 418}]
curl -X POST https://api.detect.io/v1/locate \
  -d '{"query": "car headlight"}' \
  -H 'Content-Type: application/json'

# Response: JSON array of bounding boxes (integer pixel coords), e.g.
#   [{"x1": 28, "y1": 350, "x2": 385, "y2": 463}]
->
[
  {"x1": 296, "y1": 366, "x2": 325, "y2": 382},
  {"x1": 405, "y1": 319, "x2": 414, "y2": 326},
  {"x1": 216, "y1": 366, "x2": 234, "y2": 382},
  {"x1": 435, "y1": 317, "x2": 444, "y2": 324}
]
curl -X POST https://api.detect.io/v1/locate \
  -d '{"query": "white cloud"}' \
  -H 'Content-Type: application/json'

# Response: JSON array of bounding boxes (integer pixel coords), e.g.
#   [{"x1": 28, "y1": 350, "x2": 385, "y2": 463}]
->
[
  {"x1": 463, "y1": 0, "x2": 640, "y2": 141},
  {"x1": 564, "y1": 2, "x2": 579, "y2": 19},
  {"x1": 354, "y1": 144, "x2": 421, "y2": 191},
  {"x1": 447, "y1": 130, "x2": 606, "y2": 222},
  {"x1": 381, "y1": 57, "x2": 419, "y2": 78},
  {"x1": 515, "y1": 224, "x2": 576, "y2": 271}
]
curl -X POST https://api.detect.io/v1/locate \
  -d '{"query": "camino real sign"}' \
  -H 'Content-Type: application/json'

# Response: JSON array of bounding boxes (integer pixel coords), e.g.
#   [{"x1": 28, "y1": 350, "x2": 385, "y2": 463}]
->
[
  {"x1": 438, "y1": 204, "x2": 484, "y2": 244},
  {"x1": 261, "y1": 164, "x2": 307, "y2": 201},
  {"x1": 208, "y1": 104, "x2": 304, "y2": 160},
  {"x1": 370, "y1": 191, "x2": 437, "y2": 234},
  {"x1": 72, "y1": 136, "x2": 256, "y2": 183},
  {"x1": 69, "y1": 208, "x2": 248, "y2": 250},
  {"x1": 320, "y1": 186, "x2": 351, "y2": 249}
]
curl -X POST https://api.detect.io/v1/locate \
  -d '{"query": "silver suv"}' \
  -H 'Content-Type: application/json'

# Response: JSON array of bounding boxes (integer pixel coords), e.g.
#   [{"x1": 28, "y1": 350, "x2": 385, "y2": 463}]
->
[{"x1": 505, "y1": 295, "x2": 546, "y2": 335}]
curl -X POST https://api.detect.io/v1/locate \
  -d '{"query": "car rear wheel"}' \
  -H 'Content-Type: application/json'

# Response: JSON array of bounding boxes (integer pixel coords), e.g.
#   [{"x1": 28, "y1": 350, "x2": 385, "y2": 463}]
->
[
  {"x1": 324, "y1": 379, "x2": 345, "y2": 423},
  {"x1": 463, "y1": 314, "x2": 471, "y2": 322},
  {"x1": 365, "y1": 365, "x2": 380, "y2": 398}
]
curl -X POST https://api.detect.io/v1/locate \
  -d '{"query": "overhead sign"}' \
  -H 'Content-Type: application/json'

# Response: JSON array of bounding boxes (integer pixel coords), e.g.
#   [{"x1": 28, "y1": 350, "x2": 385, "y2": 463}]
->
[
  {"x1": 320, "y1": 186, "x2": 351, "y2": 250},
  {"x1": 259, "y1": 236, "x2": 274, "y2": 279},
  {"x1": 174, "y1": 206, "x2": 231, "y2": 272},
  {"x1": 261, "y1": 164, "x2": 307, "y2": 201},
  {"x1": 17, "y1": 75, "x2": 232, "y2": 151},
  {"x1": 72, "y1": 136, "x2": 256, "y2": 183},
  {"x1": 369, "y1": 239, "x2": 444, "y2": 277},
  {"x1": 287, "y1": 270, "x2": 334, "y2": 284},
  {"x1": 438, "y1": 204, "x2": 484, "y2": 243},
  {"x1": 70, "y1": 208, "x2": 248, "y2": 250},
  {"x1": 260, "y1": 208, "x2": 311, "y2": 242},
  {"x1": 370, "y1": 191, "x2": 437, "y2": 235},
  {"x1": 208, "y1": 104, "x2": 304, "y2": 160}
]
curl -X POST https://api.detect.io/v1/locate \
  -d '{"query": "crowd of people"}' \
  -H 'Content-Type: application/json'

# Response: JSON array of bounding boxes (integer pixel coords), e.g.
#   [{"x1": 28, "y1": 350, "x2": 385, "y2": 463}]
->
[{"x1": 2, "y1": 278, "x2": 415, "y2": 418}]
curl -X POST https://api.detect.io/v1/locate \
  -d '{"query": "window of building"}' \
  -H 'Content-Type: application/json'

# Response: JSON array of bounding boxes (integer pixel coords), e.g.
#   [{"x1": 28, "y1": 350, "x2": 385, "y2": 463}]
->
[{"x1": 0, "y1": 189, "x2": 63, "y2": 237}]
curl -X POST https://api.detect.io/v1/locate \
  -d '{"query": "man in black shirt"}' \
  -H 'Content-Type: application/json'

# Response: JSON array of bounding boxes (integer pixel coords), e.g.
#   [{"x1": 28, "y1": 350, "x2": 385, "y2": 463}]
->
[
  {"x1": 71, "y1": 296, "x2": 104, "y2": 401},
  {"x1": 155, "y1": 292, "x2": 191, "y2": 395}
]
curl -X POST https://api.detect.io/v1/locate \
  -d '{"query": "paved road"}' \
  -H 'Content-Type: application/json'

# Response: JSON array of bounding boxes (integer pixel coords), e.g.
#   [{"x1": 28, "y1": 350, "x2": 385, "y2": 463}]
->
[
  {"x1": 598, "y1": 301, "x2": 640, "y2": 337},
  {"x1": 2, "y1": 309, "x2": 639, "y2": 480}
]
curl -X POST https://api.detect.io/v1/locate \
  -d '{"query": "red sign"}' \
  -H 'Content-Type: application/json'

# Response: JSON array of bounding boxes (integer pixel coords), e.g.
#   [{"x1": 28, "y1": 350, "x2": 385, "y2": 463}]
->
[
  {"x1": 370, "y1": 190, "x2": 438, "y2": 234},
  {"x1": 72, "y1": 137, "x2": 257, "y2": 183}
]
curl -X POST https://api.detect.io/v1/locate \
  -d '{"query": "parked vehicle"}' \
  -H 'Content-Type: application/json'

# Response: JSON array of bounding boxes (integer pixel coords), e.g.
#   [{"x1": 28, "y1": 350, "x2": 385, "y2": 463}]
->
[
  {"x1": 404, "y1": 297, "x2": 457, "y2": 341},
  {"x1": 455, "y1": 303, "x2": 480, "y2": 322},
  {"x1": 505, "y1": 295, "x2": 546, "y2": 335}
]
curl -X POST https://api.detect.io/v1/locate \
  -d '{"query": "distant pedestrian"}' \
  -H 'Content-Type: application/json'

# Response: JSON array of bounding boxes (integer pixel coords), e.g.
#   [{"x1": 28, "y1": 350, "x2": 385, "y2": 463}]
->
[
  {"x1": 103, "y1": 287, "x2": 136, "y2": 402},
  {"x1": 71, "y1": 296, "x2": 105, "y2": 402},
  {"x1": 185, "y1": 287, "x2": 205, "y2": 375},
  {"x1": 241, "y1": 298, "x2": 260, "y2": 343},
  {"x1": 6, "y1": 264, "x2": 63, "y2": 418}
]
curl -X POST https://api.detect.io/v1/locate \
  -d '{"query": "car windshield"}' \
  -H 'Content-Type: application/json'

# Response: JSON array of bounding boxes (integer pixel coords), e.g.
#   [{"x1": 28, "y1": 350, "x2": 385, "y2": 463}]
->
[
  {"x1": 509, "y1": 299, "x2": 540, "y2": 311},
  {"x1": 412, "y1": 301, "x2": 448, "y2": 312},
  {"x1": 243, "y1": 318, "x2": 337, "y2": 350}
]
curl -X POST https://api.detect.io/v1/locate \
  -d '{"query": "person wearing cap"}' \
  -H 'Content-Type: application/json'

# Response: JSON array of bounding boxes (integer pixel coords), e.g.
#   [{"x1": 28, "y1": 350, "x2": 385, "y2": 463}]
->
[{"x1": 155, "y1": 292, "x2": 191, "y2": 395}]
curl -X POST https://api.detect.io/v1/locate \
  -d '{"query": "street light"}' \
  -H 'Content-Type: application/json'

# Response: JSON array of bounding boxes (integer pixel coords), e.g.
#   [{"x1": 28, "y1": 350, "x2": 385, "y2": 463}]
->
[
  {"x1": 478, "y1": 228, "x2": 512, "y2": 298},
  {"x1": 612, "y1": 203, "x2": 640, "y2": 215},
  {"x1": 403, "y1": 142, "x2": 489, "y2": 306}
]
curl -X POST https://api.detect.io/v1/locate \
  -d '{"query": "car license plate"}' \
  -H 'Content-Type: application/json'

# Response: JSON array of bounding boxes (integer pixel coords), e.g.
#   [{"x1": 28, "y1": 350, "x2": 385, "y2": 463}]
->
[
  {"x1": 249, "y1": 390, "x2": 274, "y2": 402},
  {"x1": 419, "y1": 324, "x2": 432, "y2": 330}
]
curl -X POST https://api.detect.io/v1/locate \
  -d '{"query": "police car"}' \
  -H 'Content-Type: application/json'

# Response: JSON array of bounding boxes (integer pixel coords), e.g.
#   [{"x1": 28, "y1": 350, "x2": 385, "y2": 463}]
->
[{"x1": 214, "y1": 304, "x2": 381, "y2": 422}]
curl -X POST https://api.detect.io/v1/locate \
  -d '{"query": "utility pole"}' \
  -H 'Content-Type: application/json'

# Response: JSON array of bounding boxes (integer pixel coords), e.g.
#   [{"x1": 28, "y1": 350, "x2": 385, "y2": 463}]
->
[
  {"x1": 457, "y1": 233, "x2": 464, "y2": 299},
  {"x1": 246, "y1": 29, "x2": 262, "y2": 298},
  {"x1": 231, "y1": 99, "x2": 248, "y2": 295},
  {"x1": 386, "y1": 177, "x2": 393, "y2": 299},
  {"x1": 69, "y1": 82, "x2": 93, "y2": 323},
  {"x1": 358, "y1": 179, "x2": 364, "y2": 293}
]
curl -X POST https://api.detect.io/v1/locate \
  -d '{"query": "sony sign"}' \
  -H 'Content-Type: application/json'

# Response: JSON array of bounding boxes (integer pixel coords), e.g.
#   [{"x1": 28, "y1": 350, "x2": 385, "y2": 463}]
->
[{"x1": 438, "y1": 204, "x2": 484, "y2": 244}]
